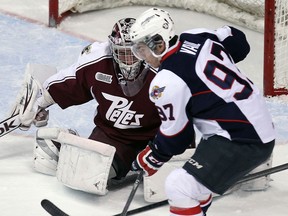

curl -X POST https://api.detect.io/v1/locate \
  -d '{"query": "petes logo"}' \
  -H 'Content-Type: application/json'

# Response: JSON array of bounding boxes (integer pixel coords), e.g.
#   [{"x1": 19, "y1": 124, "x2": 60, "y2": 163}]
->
[
  {"x1": 102, "y1": 93, "x2": 144, "y2": 129},
  {"x1": 150, "y1": 85, "x2": 165, "y2": 99},
  {"x1": 95, "y1": 72, "x2": 112, "y2": 84}
]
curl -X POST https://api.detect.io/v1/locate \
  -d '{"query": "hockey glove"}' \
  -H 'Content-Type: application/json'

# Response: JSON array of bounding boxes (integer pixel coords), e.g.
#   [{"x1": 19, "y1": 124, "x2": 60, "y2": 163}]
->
[
  {"x1": 18, "y1": 74, "x2": 54, "y2": 130},
  {"x1": 131, "y1": 144, "x2": 172, "y2": 176}
]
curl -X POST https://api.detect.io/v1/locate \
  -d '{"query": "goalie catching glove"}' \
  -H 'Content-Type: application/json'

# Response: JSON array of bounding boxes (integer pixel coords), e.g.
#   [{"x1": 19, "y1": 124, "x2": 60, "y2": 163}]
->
[
  {"x1": 18, "y1": 73, "x2": 54, "y2": 129},
  {"x1": 131, "y1": 143, "x2": 172, "y2": 176}
]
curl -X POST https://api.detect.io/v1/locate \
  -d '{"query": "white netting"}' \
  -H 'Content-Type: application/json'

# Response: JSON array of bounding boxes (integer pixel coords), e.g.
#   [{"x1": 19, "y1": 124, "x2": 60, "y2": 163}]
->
[
  {"x1": 274, "y1": 0, "x2": 288, "y2": 89},
  {"x1": 55, "y1": 0, "x2": 288, "y2": 94},
  {"x1": 218, "y1": 0, "x2": 264, "y2": 17},
  {"x1": 58, "y1": 0, "x2": 265, "y2": 32},
  {"x1": 59, "y1": 0, "x2": 131, "y2": 14}
]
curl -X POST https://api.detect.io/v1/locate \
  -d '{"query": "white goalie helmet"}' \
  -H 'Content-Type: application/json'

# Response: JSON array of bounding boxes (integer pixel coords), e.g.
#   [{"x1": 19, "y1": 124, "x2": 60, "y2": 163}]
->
[
  {"x1": 108, "y1": 18, "x2": 142, "y2": 81},
  {"x1": 130, "y1": 8, "x2": 175, "y2": 59}
]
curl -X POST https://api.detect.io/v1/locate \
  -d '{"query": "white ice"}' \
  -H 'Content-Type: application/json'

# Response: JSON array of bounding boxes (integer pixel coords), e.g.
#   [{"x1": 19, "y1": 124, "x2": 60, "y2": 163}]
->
[{"x1": 0, "y1": 1, "x2": 288, "y2": 215}]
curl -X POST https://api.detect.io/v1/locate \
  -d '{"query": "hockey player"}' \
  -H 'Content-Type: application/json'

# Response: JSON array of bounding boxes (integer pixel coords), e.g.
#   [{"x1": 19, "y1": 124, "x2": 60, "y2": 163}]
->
[
  {"x1": 16, "y1": 18, "x2": 162, "y2": 195},
  {"x1": 130, "y1": 8, "x2": 276, "y2": 215}
]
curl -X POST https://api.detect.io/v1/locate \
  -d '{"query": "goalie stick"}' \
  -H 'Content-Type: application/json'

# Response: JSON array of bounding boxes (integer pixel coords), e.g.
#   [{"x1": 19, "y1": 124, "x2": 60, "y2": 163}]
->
[
  {"x1": 41, "y1": 163, "x2": 288, "y2": 216},
  {"x1": 0, "y1": 73, "x2": 47, "y2": 138},
  {"x1": 0, "y1": 109, "x2": 21, "y2": 138},
  {"x1": 0, "y1": 79, "x2": 32, "y2": 138},
  {"x1": 40, "y1": 171, "x2": 144, "y2": 216},
  {"x1": 41, "y1": 199, "x2": 69, "y2": 216}
]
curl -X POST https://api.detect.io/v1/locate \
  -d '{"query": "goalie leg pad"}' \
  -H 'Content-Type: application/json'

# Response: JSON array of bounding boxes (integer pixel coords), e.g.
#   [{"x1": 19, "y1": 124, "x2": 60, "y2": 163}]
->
[
  {"x1": 143, "y1": 148, "x2": 195, "y2": 202},
  {"x1": 33, "y1": 129, "x2": 61, "y2": 176},
  {"x1": 55, "y1": 131, "x2": 116, "y2": 195},
  {"x1": 33, "y1": 127, "x2": 72, "y2": 176},
  {"x1": 240, "y1": 154, "x2": 273, "y2": 191}
]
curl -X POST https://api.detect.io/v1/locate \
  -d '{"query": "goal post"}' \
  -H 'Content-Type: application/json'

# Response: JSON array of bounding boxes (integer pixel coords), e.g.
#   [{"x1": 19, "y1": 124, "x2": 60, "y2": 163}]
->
[
  {"x1": 264, "y1": 0, "x2": 277, "y2": 96},
  {"x1": 48, "y1": 0, "x2": 288, "y2": 97},
  {"x1": 264, "y1": 0, "x2": 288, "y2": 96},
  {"x1": 49, "y1": 0, "x2": 73, "y2": 27}
]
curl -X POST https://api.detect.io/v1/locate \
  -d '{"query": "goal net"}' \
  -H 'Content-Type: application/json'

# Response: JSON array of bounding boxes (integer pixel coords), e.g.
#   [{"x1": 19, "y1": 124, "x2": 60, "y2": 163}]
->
[
  {"x1": 48, "y1": 0, "x2": 288, "y2": 96},
  {"x1": 49, "y1": 0, "x2": 265, "y2": 32},
  {"x1": 264, "y1": 0, "x2": 288, "y2": 96}
]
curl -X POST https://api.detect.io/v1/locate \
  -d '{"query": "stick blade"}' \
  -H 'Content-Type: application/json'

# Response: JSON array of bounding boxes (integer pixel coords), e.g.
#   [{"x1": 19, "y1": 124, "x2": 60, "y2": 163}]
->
[{"x1": 41, "y1": 199, "x2": 69, "y2": 216}]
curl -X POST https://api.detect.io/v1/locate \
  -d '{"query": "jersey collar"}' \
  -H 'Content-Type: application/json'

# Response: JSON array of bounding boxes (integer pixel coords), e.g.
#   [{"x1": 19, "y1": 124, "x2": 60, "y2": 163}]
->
[{"x1": 161, "y1": 40, "x2": 182, "y2": 62}]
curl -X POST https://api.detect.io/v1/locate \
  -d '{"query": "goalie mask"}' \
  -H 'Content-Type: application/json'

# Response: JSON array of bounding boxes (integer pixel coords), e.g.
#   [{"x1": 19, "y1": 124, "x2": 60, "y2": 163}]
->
[{"x1": 109, "y1": 18, "x2": 142, "y2": 81}]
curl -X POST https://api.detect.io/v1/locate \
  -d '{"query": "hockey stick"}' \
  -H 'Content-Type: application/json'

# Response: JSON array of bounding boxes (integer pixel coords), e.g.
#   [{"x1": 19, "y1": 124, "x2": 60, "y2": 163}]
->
[
  {"x1": 237, "y1": 162, "x2": 288, "y2": 184},
  {"x1": 0, "y1": 78, "x2": 35, "y2": 138},
  {"x1": 41, "y1": 171, "x2": 144, "y2": 216},
  {"x1": 117, "y1": 170, "x2": 144, "y2": 216},
  {"x1": 41, "y1": 163, "x2": 288, "y2": 216},
  {"x1": 0, "y1": 111, "x2": 21, "y2": 138},
  {"x1": 115, "y1": 162, "x2": 288, "y2": 215},
  {"x1": 41, "y1": 199, "x2": 70, "y2": 216}
]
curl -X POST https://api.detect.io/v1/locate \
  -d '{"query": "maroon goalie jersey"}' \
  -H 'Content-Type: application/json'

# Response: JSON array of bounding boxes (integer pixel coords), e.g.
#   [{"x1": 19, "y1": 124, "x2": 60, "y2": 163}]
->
[{"x1": 43, "y1": 41, "x2": 161, "y2": 144}]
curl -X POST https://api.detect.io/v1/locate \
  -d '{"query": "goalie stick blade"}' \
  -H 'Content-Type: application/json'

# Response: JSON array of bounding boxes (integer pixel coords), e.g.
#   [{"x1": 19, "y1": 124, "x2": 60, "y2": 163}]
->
[
  {"x1": 41, "y1": 199, "x2": 69, "y2": 216},
  {"x1": 0, "y1": 112, "x2": 21, "y2": 138}
]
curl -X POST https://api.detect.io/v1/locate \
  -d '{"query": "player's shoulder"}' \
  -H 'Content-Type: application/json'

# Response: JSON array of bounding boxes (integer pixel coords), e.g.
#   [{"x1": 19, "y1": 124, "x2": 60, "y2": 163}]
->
[
  {"x1": 181, "y1": 28, "x2": 214, "y2": 36},
  {"x1": 152, "y1": 69, "x2": 177, "y2": 84},
  {"x1": 149, "y1": 68, "x2": 187, "y2": 102},
  {"x1": 81, "y1": 41, "x2": 111, "y2": 56},
  {"x1": 78, "y1": 41, "x2": 112, "y2": 63}
]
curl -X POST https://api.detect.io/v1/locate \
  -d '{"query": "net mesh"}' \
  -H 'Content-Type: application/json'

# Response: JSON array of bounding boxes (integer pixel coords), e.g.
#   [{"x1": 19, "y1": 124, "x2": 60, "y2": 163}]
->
[
  {"x1": 55, "y1": 0, "x2": 288, "y2": 94},
  {"x1": 274, "y1": 0, "x2": 288, "y2": 89},
  {"x1": 57, "y1": 0, "x2": 265, "y2": 32}
]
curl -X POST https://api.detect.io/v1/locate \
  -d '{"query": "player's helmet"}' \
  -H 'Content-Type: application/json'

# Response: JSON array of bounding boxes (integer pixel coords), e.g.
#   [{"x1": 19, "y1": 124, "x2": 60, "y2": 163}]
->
[
  {"x1": 109, "y1": 18, "x2": 142, "y2": 81},
  {"x1": 129, "y1": 8, "x2": 175, "y2": 58}
]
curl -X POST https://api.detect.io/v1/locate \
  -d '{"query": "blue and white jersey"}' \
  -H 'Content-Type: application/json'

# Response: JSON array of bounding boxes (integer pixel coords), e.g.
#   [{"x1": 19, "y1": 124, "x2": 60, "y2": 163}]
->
[{"x1": 149, "y1": 26, "x2": 275, "y2": 155}]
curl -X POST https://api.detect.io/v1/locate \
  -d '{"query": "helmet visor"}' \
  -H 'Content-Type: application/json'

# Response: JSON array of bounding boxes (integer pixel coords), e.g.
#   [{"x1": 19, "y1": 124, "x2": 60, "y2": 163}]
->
[
  {"x1": 132, "y1": 41, "x2": 164, "y2": 61},
  {"x1": 131, "y1": 34, "x2": 166, "y2": 61},
  {"x1": 131, "y1": 42, "x2": 153, "y2": 61}
]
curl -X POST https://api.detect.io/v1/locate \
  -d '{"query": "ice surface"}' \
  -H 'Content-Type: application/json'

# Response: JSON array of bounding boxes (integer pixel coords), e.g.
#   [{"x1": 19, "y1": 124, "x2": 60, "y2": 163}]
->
[{"x1": 0, "y1": 2, "x2": 288, "y2": 215}]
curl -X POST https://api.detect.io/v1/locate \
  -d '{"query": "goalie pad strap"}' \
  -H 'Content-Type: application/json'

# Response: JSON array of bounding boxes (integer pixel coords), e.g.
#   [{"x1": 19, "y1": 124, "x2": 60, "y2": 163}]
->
[
  {"x1": 33, "y1": 128, "x2": 63, "y2": 176},
  {"x1": 36, "y1": 137, "x2": 59, "y2": 162}
]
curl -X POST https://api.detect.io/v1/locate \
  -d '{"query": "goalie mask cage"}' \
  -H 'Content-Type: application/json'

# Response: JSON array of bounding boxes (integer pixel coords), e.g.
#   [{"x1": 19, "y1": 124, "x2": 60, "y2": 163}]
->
[{"x1": 49, "y1": 0, "x2": 288, "y2": 96}]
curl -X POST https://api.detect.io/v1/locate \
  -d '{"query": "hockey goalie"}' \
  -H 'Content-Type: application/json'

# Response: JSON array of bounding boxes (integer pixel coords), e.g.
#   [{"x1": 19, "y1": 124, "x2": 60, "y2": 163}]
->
[{"x1": 12, "y1": 17, "x2": 273, "y2": 201}]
